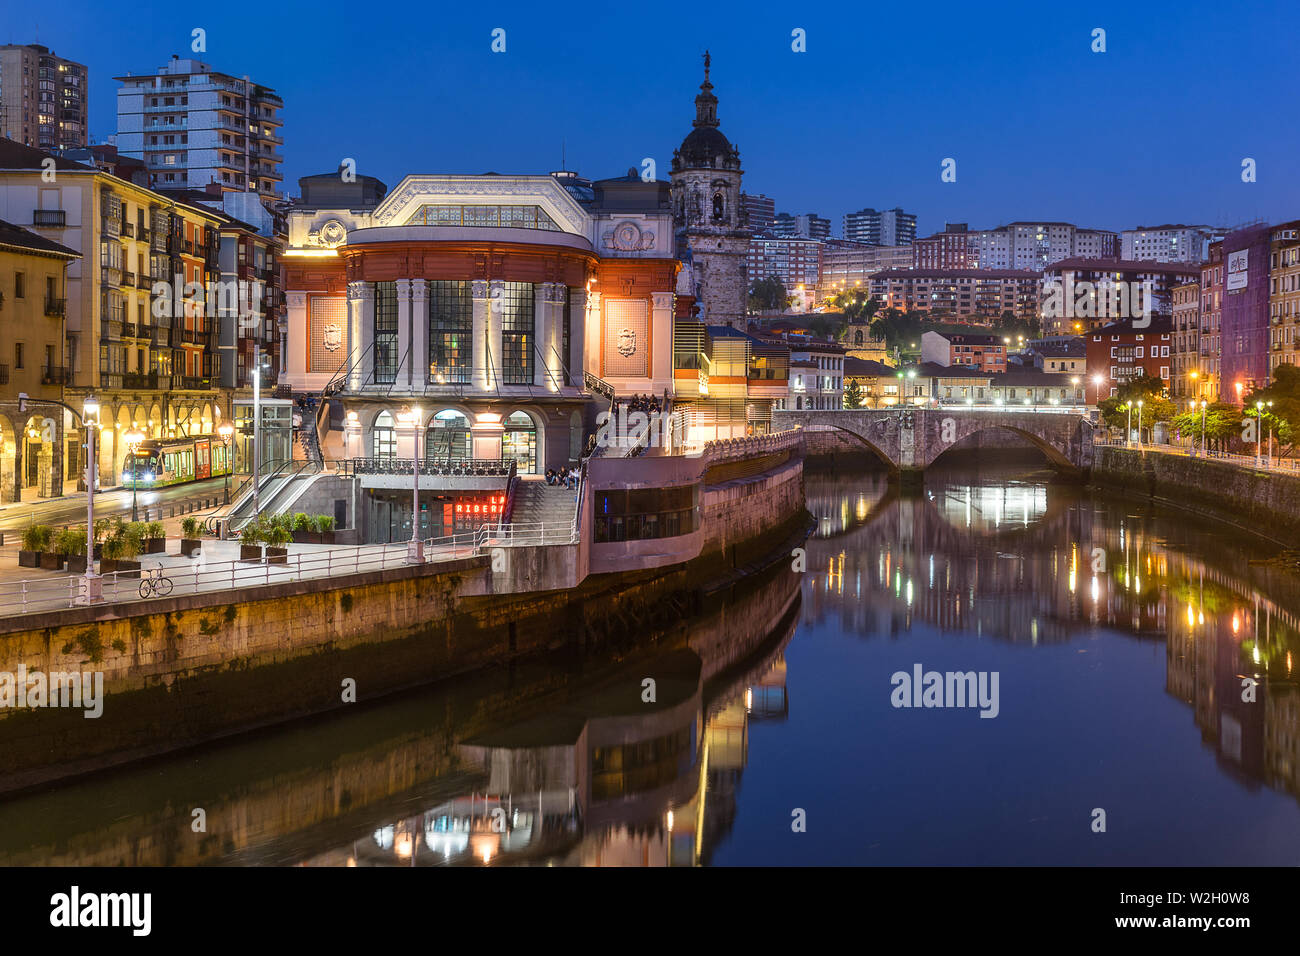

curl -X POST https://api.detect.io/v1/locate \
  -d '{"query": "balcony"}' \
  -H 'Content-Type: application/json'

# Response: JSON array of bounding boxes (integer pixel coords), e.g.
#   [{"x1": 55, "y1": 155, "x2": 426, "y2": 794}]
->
[
  {"x1": 41, "y1": 365, "x2": 70, "y2": 385},
  {"x1": 122, "y1": 322, "x2": 140, "y2": 339},
  {"x1": 122, "y1": 222, "x2": 136, "y2": 239},
  {"x1": 179, "y1": 376, "x2": 211, "y2": 390},
  {"x1": 122, "y1": 371, "x2": 158, "y2": 389},
  {"x1": 32, "y1": 209, "x2": 66, "y2": 227},
  {"x1": 101, "y1": 267, "x2": 122, "y2": 288},
  {"x1": 43, "y1": 297, "x2": 66, "y2": 317}
]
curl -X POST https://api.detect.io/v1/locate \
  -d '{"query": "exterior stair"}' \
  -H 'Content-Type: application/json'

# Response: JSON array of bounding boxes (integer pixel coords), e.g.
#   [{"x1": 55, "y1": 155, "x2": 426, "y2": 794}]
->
[{"x1": 508, "y1": 475, "x2": 578, "y2": 536}]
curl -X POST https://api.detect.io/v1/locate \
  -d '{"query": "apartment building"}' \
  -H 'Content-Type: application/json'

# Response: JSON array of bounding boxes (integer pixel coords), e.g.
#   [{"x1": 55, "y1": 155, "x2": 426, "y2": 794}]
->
[
  {"x1": 1121, "y1": 224, "x2": 1217, "y2": 264},
  {"x1": 1170, "y1": 280, "x2": 1202, "y2": 399},
  {"x1": 773, "y1": 212, "x2": 830, "y2": 240},
  {"x1": 968, "y1": 222, "x2": 1117, "y2": 272},
  {"x1": 1084, "y1": 315, "x2": 1174, "y2": 398},
  {"x1": 747, "y1": 238, "x2": 822, "y2": 301},
  {"x1": 0, "y1": 138, "x2": 228, "y2": 489},
  {"x1": 741, "y1": 193, "x2": 775, "y2": 234},
  {"x1": 0, "y1": 44, "x2": 88, "y2": 150},
  {"x1": 912, "y1": 224, "x2": 975, "y2": 270},
  {"x1": 843, "y1": 207, "x2": 917, "y2": 246},
  {"x1": 0, "y1": 217, "x2": 80, "y2": 499},
  {"x1": 921, "y1": 331, "x2": 1008, "y2": 373},
  {"x1": 819, "y1": 241, "x2": 912, "y2": 298},
  {"x1": 1220, "y1": 224, "x2": 1274, "y2": 401},
  {"x1": 115, "y1": 56, "x2": 284, "y2": 198},
  {"x1": 1270, "y1": 226, "x2": 1300, "y2": 375},
  {"x1": 1200, "y1": 242, "x2": 1223, "y2": 402},
  {"x1": 1039, "y1": 258, "x2": 1199, "y2": 335},
  {"x1": 787, "y1": 339, "x2": 845, "y2": 410},
  {"x1": 868, "y1": 268, "x2": 1040, "y2": 320}
]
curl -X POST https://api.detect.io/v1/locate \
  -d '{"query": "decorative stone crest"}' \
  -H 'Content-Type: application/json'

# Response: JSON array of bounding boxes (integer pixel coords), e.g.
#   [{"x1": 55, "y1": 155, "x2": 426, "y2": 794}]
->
[
  {"x1": 602, "y1": 220, "x2": 656, "y2": 252},
  {"x1": 323, "y1": 324, "x2": 343, "y2": 351},
  {"x1": 308, "y1": 218, "x2": 348, "y2": 248},
  {"x1": 617, "y1": 328, "x2": 637, "y2": 357}
]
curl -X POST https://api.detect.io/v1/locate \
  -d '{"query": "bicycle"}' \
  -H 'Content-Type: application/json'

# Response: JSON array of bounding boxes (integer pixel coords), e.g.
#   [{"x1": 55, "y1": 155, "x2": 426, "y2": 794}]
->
[{"x1": 138, "y1": 565, "x2": 174, "y2": 599}]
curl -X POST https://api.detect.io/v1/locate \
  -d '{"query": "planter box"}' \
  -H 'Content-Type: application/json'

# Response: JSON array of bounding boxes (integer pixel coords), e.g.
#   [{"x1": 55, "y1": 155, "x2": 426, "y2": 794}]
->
[
  {"x1": 320, "y1": 531, "x2": 336, "y2": 545},
  {"x1": 18, "y1": 550, "x2": 39, "y2": 568},
  {"x1": 239, "y1": 544, "x2": 264, "y2": 563},
  {"x1": 291, "y1": 531, "x2": 321, "y2": 545},
  {"x1": 101, "y1": 558, "x2": 141, "y2": 578},
  {"x1": 39, "y1": 552, "x2": 64, "y2": 571},
  {"x1": 92, "y1": 543, "x2": 103, "y2": 560},
  {"x1": 266, "y1": 546, "x2": 289, "y2": 565},
  {"x1": 180, "y1": 538, "x2": 203, "y2": 557},
  {"x1": 145, "y1": 537, "x2": 166, "y2": 554},
  {"x1": 66, "y1": 555, "x2": 88, "y2": 574}
]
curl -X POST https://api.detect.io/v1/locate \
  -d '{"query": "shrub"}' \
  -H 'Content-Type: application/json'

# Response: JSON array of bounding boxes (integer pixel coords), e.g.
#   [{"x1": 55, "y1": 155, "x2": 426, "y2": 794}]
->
[
  {"x1": 54, "y1": 528, "x2": 87, "y2": 556},
  {"x1": 146, "y1": 520, "x2": 164, "y2": 539},
  {"x1": 316, "y1": 515, "x2": 335, "y2": 533},
  {"x1": 181, "y1": 516, "x2": 201, "y2": 538},
  {"x1": 240, "y1": 516, "x2": 264, "y2": 547},
  {"x1": 292, "y1": 512, "x2": 311, "y2": 531},
  {"x1": 263, "y1": 519, "x2": 292, "y2": 549},
  {"x1": 21, "y1": 525, "x2": 52, "y2": 552},
  {"x1": 103, "y1": 528, "x2": 140, "y2": 561},
  {"x1": 93, "y1": 517, "x2": 111, "y2": 543}
]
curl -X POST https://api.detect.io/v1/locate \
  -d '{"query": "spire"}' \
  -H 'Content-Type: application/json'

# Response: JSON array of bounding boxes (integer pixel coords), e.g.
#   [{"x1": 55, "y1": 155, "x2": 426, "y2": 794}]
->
[{"x1": 693, "y1": 50, "x2": 718, "y2": 129}]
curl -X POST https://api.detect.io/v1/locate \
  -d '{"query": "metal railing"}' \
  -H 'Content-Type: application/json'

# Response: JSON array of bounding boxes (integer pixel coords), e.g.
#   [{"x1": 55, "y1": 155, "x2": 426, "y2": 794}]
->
[
  {"x1": 1095, "y1": 437, "x2": 1300, "y2": 473},
  {"x1": 341, "y1": 457, "x2": 517, "y2": 478}
]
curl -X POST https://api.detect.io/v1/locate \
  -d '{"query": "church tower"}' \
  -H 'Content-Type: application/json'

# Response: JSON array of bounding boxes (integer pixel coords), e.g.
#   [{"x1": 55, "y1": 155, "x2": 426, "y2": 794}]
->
[{"x1": 671, "y1": 52, "x2": 749, "y2": 330}]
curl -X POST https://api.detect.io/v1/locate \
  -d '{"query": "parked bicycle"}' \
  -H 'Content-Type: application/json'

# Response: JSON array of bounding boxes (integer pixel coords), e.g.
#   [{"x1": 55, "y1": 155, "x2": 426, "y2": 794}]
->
[{"x1": 138, "y1": 565, "x2": 174, "y2": 599}]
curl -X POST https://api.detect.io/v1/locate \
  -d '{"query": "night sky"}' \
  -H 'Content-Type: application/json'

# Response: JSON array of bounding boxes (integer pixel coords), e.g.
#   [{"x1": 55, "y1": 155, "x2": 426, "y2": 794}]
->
[{"x1": 6, "y1": 0, "x2": 1298, "y2": 236}]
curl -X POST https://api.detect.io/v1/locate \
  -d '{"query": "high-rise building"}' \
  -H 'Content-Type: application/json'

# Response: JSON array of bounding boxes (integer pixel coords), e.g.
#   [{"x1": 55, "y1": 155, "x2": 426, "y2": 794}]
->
[
  {"x1": 0, "y1": 44, "x2": 89, "y2": 150},
  {"x1": 742, "y1": 193, "x2": 775, "y2": 234},
  {"x1": 1039, "y1": 258, "x2": 1199, "y2": 336},
  {"x1": 843, "y1": 207, "x2": 917, "y2": 246},
  {"x1": 747, "y1": 238, "x2": 822, "y2": 300},
  {"x1": 774, "y1": 212, "x2": 830, "y2": 240},
  {"x1": 970, "y1": 222, "x2": 1116, "y2": 272},
  {"x1": 115, "y1": 56, "x2": 284, "y2": 198},
  {"x1": 820, "y1": 241, "x2": 912, "y2": 298},
  {"x1": 1121, "y1": 224, "x2": 1218, "y2": 264},
  {"x1": 912, "y1": 224, "x2": 974, "y2": 269}
]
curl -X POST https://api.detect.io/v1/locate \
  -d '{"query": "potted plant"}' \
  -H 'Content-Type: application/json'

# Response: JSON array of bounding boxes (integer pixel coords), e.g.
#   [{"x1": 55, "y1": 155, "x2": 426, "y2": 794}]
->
[
  {"x1": 143, "y1": 520, "x2": 166, "y2": 554},
  {"x1": 315, "y1": 514, "x2": 336, "y2": 545},
  {"x1": 291, "y1": 511, "x2": 318, "y2": 544},
  {"x1": 55, "y1": 528, "x2": 89, "y2": 574},
  {"x1": 264, "y1": 514, "x2": 292, "y2": 565},
  {"x1": 239, "y1": 516, "x2": 265, "y2": 563},
  {"x1": 19, "y1": 525, "x2": 51, "y2": 568},
  {"x1": 100, "y1": 526, "x2": 142, "y2": 577},
  {"x1": 180, "y1": 516, "x2": 203, "y2": 557}
]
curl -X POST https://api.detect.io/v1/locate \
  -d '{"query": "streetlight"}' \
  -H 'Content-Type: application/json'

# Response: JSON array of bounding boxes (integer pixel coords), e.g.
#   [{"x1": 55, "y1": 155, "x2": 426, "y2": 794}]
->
[
  {"x1": 80, "y1": 398, "x2": 102, "y2": 605},
  {"x1": 1123, "y1": 401, "x2": 1133, "y2": 448},
  {"x1": 1255, "y1": 400, "x2": 1273, "y2": 467},
  {"x1": 1136, "y1": 400, "x2": 1144, "y2": 449},
  {"x1": 1092, "y1": 374, "x2": 1105, "y2": 405},
  {"x1": 124, "y1": 428, "x2": 145, "y2": 521},
  {"x1": 218, "y1": 422, "x2": 234, "y2": 504},
  {"x1": 400, "y1": 406, "x2": 424, "y2": 564},
  {"x1": 1199, "y1": 399, "x2": 1207, "y2": 458}
]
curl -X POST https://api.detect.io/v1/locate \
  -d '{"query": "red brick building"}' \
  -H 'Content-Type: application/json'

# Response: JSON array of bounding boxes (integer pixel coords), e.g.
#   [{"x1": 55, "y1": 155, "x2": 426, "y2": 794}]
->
[{"x1": 1084, "y1": 316, "x2": 1174, "y2": 398}]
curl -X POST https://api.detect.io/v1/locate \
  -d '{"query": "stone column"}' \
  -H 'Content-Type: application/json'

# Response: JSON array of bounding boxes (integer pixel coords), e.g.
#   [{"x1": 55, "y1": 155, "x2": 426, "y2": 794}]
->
[
  {"x1": 584, "y1": 290, "x2": 602, "y2": 384},
  {"x1": 396, "y1": 278, "x2": 413, "y2": 389},
  {"x1": 488, "y1": 279, "x2": 505, "y2": 390},
  {"x1": 569, "y1": 287, "x2": 587, "y2": 388},
  {"x1": 651, "y1": 292, "x2": 674, "y2": 394},
  {"x1": 411, "y1": 279, "x2": 428, "y2": 391},
  {"x1": 346, "y1": 281, "x2": 370, "y2": 391},
  {"x1": 471, "y1": 279, "x2": 490, "y2": 391},
  {"x1": 286, "y1": 291, "x2": 308, "y2": 384},
  {"x1": 536, "y1": 283, "x2": 557, "y2": 388}
]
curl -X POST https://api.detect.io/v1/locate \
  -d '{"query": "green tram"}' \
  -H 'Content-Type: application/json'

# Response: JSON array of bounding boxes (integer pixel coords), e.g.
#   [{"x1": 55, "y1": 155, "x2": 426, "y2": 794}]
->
[{"x1": 121, "y1": 437, "x2": 233, "y2": 488}]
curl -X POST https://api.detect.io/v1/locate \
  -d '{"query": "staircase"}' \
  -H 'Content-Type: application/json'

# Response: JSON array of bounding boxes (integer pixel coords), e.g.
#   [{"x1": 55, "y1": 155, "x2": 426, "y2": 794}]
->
[{"x1": 508, "y1": 475, "x2": 579, "y2": 537}]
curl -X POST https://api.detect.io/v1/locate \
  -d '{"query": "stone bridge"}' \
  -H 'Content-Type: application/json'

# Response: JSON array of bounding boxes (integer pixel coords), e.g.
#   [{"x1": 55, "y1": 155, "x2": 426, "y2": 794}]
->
[{"x1": 773, "y1": 408, "x2": 1095, "y2": 477}]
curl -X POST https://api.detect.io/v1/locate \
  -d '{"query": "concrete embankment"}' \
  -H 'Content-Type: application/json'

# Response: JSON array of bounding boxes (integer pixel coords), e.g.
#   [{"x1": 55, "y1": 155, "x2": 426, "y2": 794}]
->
[
  {"x1": 1091, "y1": 446, "x2": 1300, "y2": 537},
  {"x1": 0, "y1": 448, "x2": 809, "y2": 793}
]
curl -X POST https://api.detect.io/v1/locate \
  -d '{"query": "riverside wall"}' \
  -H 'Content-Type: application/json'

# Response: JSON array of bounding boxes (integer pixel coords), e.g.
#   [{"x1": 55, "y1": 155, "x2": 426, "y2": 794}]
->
[
  {"x1": 1091, "y1": 446, "x2": 1300, "y2": 537},
  {"x1": 0, "y1": 441, "x2": 809, "y2": 792}
]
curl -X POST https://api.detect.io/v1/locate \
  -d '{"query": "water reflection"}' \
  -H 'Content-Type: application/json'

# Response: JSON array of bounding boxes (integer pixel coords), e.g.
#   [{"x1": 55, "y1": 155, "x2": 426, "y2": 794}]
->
[{"x1": 4, "y1": 462, "x2": 1300, "y2": 864}]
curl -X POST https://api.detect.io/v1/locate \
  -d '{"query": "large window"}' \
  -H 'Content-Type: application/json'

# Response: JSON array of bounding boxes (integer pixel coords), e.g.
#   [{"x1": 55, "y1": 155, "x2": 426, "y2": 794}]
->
[
  {"x1": 404, "y1": 204, "x2": 562, "y2": 231},
  {"x1": 426, "y1": 409, "x2": 471, "y2": 459},
  {"x1": 373, "y1": 281, "x2": 398, "y2": 384},
  {"x1": 502, "y1": 410, "x2": 536, "y2": 474},
  {"x1": 372, "y1": 410, "x2": 396, "y2": 458},
  {"x1": 499, "y1": 282, "x2": 534, "y2": 385},
  {"x1": 428, "y1": 281, "x2": 472, "y2": 384}
]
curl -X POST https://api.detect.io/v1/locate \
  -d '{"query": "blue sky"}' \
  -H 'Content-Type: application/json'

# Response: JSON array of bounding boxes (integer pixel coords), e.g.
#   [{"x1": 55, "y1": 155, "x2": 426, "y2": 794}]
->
[{"x1": 6, "y1": 0, "x2": 1297, "y2": 236}]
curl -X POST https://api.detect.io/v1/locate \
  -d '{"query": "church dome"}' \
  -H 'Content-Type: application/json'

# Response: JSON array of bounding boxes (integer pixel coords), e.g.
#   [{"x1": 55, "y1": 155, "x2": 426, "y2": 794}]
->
[{"x1": 672, "y1": 51, "x2": 740, "y2": 172}]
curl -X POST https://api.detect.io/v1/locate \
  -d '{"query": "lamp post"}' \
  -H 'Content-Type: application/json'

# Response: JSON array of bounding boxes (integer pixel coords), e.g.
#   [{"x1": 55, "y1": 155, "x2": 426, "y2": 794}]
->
[
  {"x1": 252, "y1": 341, "x2": 262, "y2": 517},
  {"x1": 81, "y1": 398, "x2": 102, "y2": 605},
  {"x1": 1092, "y1": 374, "x2": 1104, "y2": 406},
  {"x1": 1255, "y1": 400, "x2": 1264, "y2": 467},
  {"x1": 124, "y1": 428, "x2": 144, "y2": 522},
  {"x1": 1124, "y1": 401, "x2": 1133, "y2": 448},
  {"x1": 218, "y1": 422, "x2": 234, "y2": 504},
  {"x1": 1200, "y1": 399, "x2": 1207, "y2": 458},
  {"x1": 1136, "y1": 400, "x2": 1144, "y2": 449},
  {"x1": 401, "y1": 406, "x2": 424, "y2": 564}
]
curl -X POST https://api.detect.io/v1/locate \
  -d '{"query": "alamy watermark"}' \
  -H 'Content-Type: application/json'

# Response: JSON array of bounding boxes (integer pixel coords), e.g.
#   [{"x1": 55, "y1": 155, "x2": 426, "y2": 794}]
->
[
  {"x1": 151, "y1": 274, "x2": 265, "y2": 335},
  {"x1": 1040, "y1": 276, "x2": 1155, "y2": 326},
  {"x1": 890, "y1": 663, "x2": 999, "y2": 718},
  {"x1": 0, "y1": 664, "x2": 104, "y2": 718},
  {"x1": 594, "y1": 405, "x2": 701, "y2": 457}
]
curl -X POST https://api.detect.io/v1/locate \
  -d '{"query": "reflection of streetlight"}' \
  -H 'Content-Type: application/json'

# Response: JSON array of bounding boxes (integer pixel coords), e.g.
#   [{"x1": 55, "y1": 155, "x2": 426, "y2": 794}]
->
[
  {"x1": 124, "y1": 428, "x2": 145, "y2": 521},
  {"x1": 218, "y1": 422, "x2": 234, "y2": 504}
]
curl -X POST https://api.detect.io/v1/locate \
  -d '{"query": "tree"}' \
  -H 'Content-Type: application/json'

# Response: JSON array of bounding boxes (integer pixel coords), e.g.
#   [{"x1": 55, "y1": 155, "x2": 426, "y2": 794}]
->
[
  {"x1": 748, "y1": 275, "x2": 789, "y2": 313},
  {"x1": 826, "y1": 289, "x2": 879, "y2": 324},
  {"x1": 1245, "y1": 363, "x2": 1300, "y2": 456},
  {"x1": 1170, "y1": 402, "x2": 1248, "y2": 453},
  {"x1": 843, "y1": 378, "x2": 864, "y2": 409},
  {"x1": 1098, "y1": 376, "x2": 1174, "y2": 432}
]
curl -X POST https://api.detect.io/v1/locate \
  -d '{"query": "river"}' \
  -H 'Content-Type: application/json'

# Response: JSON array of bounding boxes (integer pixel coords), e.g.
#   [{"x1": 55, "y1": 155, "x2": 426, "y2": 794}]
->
[{"x1": 3, "y1": 459, "x2": 1300, "y2": 866}]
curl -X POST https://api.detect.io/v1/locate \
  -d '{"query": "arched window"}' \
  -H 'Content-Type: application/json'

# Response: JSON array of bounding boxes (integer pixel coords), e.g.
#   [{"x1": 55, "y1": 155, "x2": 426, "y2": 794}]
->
[
  {"x1": 426, "y1": 409, "x2": 470, "y2": 460},
  {"x1": 712, "y1": 193, "x2": 724, "y2": 219},
  {"x1": 372, "y1": 411, "x2": 396, "y2": 459},
  {"x1": 502, "y1": 411, "x2": 537, "y2": 475}
]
